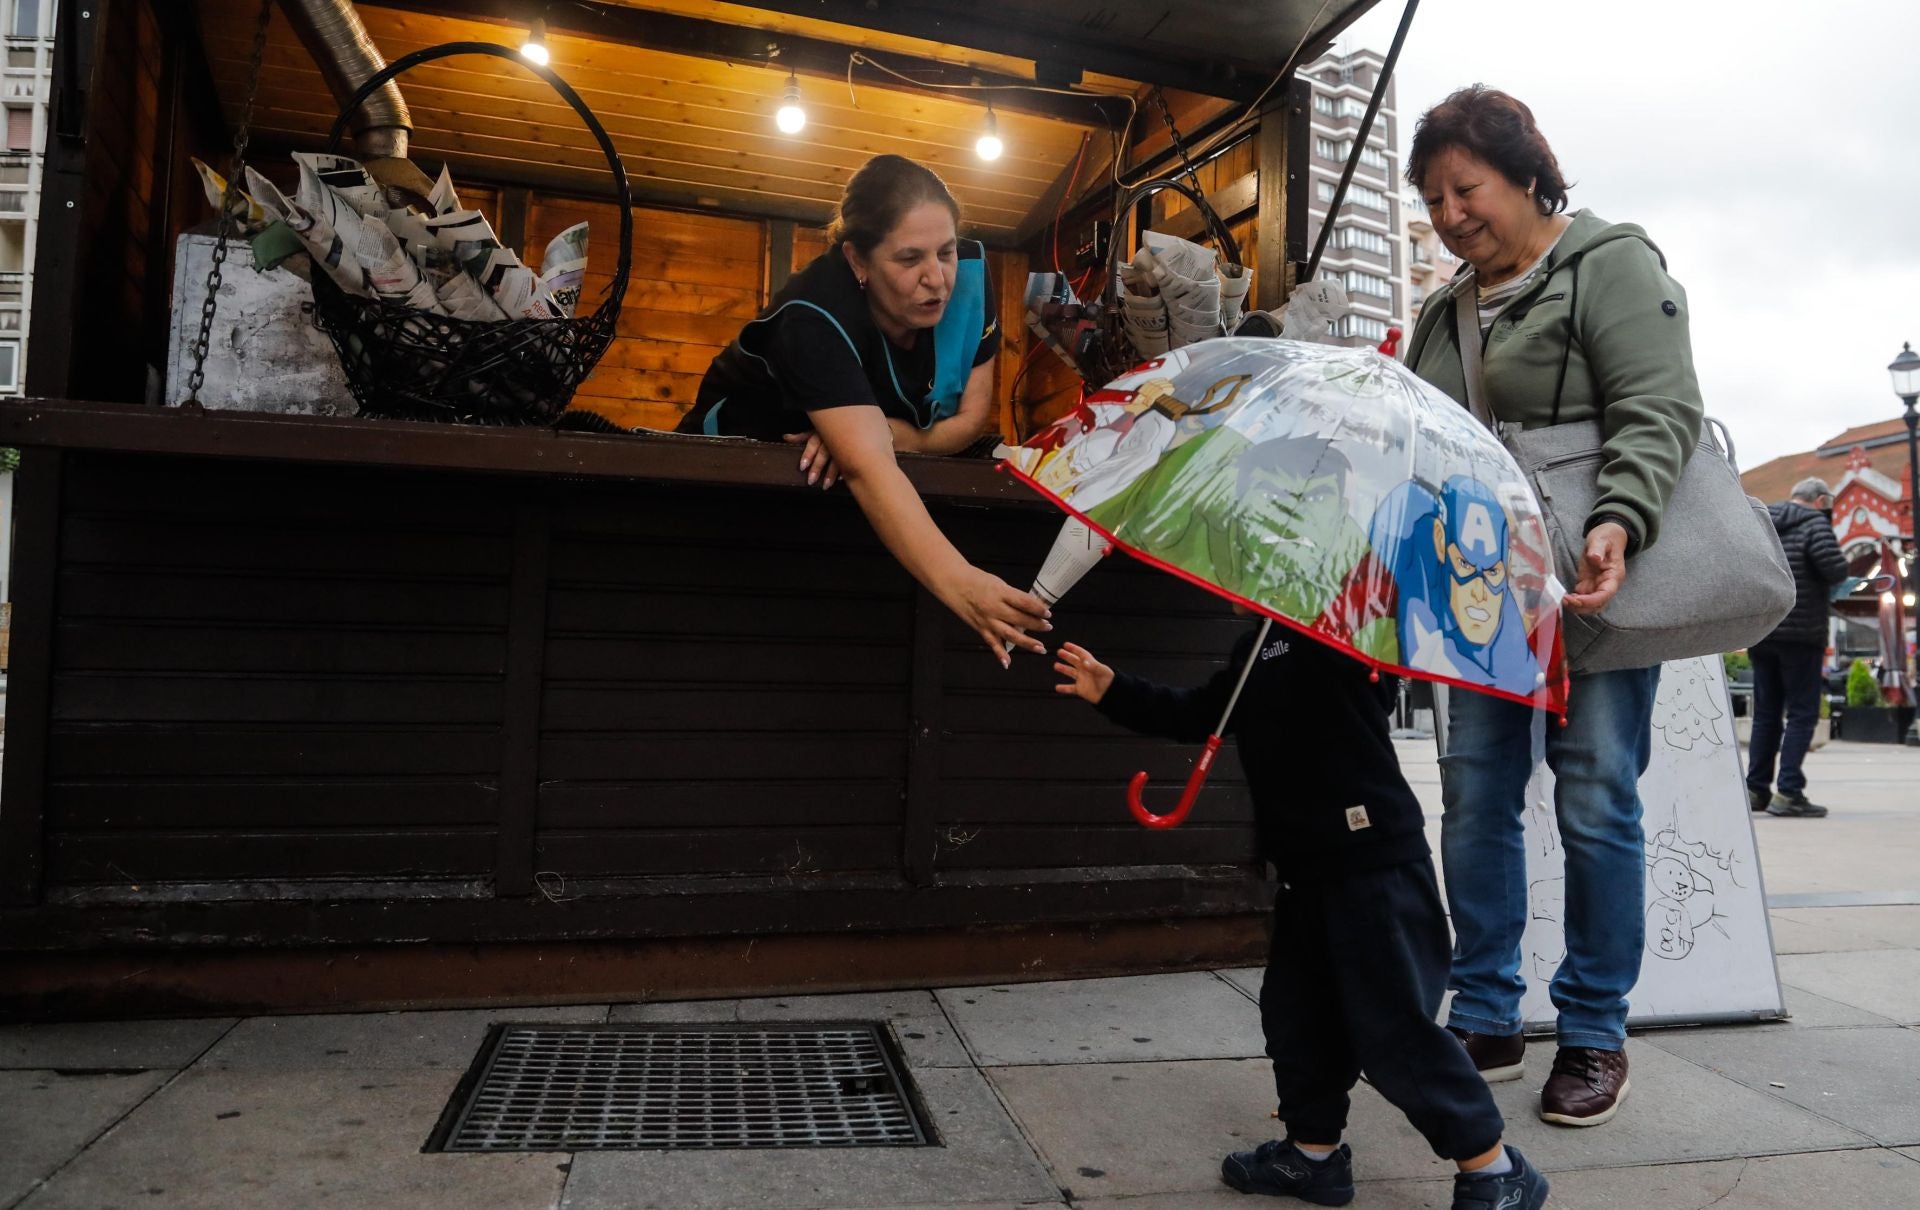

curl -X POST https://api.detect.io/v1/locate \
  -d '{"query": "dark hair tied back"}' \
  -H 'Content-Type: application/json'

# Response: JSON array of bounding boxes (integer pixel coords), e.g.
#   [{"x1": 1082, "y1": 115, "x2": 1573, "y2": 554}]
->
[
  {"x1": 1407, "y1": 85, "x2": 1570, "y2": 215},
  {"x1": 829, "y1": 155, "x2": 964, "y2": 254}
]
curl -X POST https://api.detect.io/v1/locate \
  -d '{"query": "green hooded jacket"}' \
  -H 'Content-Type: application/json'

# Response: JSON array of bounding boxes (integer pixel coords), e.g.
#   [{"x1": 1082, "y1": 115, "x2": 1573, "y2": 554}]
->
[{"x1": 1403, "y1": 209, "x2": 1703, "y2": 553}]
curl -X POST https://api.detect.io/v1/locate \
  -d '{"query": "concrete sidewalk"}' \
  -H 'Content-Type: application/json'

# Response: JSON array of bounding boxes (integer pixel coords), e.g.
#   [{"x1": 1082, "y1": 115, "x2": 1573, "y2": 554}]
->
[{"x1": 4, "y1": 741, "x2": 1917, "y2": 1209}]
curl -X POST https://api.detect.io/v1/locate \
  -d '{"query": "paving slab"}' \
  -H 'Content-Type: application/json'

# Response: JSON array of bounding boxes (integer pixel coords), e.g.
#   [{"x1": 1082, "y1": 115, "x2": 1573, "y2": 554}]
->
[
  {"x1": 200, "y1": 1003, "x2": 609, "y2": 1071},
  {"x1": 1649, "y1": 1025, "x2": 1920, "y2": 1146},
  {"x1": 988, "y1": 1058, "x2": 1341, "y2": 1198},
  {"x1": 0, "y1": 1018, "x2": 236, "y2": 1070},
  {"x1": 1778, "y1": 984, "x2": 1903, "y2": 1029},
  {"x1": 612, "y1": 990, "x2": 971, "y2": 1068},
  {"x1": 14, "y1": 1067, "x2": 567, "y2": 1210},
  {"x1": 559, "y1": 1067, "x2": 1058, "y2": 1210},
  {"x1": 1081, "y1": 1148, "x2": 1920, "y2": 1210},
  {"x1": 935, "y1": 973, "x2": 1266, "y2": 1066},
  {"x1": 1479, "y1": 1041, "x2": 1868, "y2": 1168},
  {"x1": 1763, "y1": 912, "x2": 1892, "y2": 955},
  {"x1": 0, "y1": 1069, "x2": 169, "y2": 1207},
  {"x1": 1214, "y1": 968, "x2": 1262, "y2": 1003},
  {"x1": 990, "y1": 1039, "x2": 1865, "y2": 1197},
  {"x1": 1772, "y1": 905, "x2": 1920, "y2": 950},
  {"x1": 1775, "y1": 950, "x2": 1920, "y2": 1023}
]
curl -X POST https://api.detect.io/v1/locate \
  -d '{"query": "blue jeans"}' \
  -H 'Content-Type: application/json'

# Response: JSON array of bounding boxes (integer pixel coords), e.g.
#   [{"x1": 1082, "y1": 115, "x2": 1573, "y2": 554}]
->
[
  {"x1": 1439, "y1": 665, "x2": 1661, "y2": 1051},
  {"x1": 1746, "y1": 641, "x2": 1824, "y2": 798}
]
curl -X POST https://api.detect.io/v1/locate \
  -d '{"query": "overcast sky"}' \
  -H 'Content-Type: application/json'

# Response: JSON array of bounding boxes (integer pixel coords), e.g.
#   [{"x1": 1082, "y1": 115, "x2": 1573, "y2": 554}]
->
[{"x1": 1339, "y1": 0, "x2": 1920, "y2": 472}]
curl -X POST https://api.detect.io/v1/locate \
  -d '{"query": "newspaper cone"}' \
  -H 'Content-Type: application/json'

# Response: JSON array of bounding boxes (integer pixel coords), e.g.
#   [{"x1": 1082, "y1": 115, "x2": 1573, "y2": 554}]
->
[
  {"x1": 1003, "y1": 516, "x2": 1112, "y2": 653},
  {"x1": 1218, "y1": 264, "x2": 1252, "y2": 331},
  {"x1": 1143, "y1": 232, "x2": 1221, "y2": 346},
  {"x1": 1032, "y1": 516, "x2": 1112, "y2": 606},
  {"x1": 293, "y1": 152, "x2": 385, "y2": 219},
  {"x1": 538, "y1": 222, "x2": 590, "y2": 318},
  {"x1": 282, "y1": 200, "x2": 367, "y2": 295},
  {"x1": 191, "y1": 158, "x2": 273, "y2": 233}
]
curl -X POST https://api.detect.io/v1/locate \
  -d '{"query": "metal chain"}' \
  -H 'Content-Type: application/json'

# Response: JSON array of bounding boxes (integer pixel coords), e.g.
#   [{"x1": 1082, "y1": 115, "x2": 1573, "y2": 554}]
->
[
  {"x1": 1150, "y1": 88, "x2": 1232, "y2": 255},
  {"x1": 184, "y1": 0, "x2": 274, "y2": 406}
]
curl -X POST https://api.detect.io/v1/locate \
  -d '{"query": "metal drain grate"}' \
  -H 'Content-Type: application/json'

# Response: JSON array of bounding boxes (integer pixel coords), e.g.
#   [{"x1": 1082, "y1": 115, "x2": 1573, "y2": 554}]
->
[{"x1": 426, "y1": 1022, "x2": 932, "y2": 1152}]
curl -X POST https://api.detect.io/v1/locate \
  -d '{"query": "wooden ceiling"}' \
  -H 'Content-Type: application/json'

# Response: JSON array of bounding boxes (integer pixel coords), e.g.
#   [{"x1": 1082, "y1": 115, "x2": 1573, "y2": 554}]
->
[{"x1": 197, "y1": 0, "x2": 1132, "y2": 242}]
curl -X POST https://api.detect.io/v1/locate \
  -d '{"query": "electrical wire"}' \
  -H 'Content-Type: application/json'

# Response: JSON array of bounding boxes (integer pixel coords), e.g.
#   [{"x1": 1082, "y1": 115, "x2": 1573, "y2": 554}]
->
[{"x1": 846, "y1": 51, "x2": 1138, "y2": 131}]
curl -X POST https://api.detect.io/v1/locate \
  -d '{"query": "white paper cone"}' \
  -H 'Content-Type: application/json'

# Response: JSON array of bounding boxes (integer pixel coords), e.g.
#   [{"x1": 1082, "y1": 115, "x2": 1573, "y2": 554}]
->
[
  {"x1": 1219, "y1": 264, "x2": 1252, "y2": 330},
  {"x1": 1121, "y1": 292, "x2": 1171, "y2": 356},
  {"x1": 1032, "y1": 516, "x2": 1112, "y2": 607}
]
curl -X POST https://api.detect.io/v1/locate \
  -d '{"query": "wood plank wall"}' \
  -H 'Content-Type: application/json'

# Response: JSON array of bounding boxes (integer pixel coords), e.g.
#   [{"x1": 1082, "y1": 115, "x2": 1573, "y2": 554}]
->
[{"x1": 27, "y1": 449, "x2": 1254, "y2": 910}]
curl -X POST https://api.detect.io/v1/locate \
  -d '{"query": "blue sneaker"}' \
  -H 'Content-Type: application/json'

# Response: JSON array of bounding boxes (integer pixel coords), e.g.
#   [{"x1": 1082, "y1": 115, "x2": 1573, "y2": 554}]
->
[
  {"x1": 1451, "y1": 1146, "x2": 1549, "y2": 1210},
  {"x1": 1220, "y1": 1139, "x2": 1355, "y2": 1204}
]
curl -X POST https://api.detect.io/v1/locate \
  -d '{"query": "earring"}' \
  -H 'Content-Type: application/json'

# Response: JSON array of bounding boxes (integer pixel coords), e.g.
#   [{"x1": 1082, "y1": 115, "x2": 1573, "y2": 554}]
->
[{"x1": 857, "y1": 277, "x2": 867, "y2": 290}]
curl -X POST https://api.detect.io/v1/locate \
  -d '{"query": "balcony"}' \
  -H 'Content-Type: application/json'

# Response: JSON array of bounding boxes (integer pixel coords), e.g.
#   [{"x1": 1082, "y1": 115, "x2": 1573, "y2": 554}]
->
[{"x1": 0, "y1": 272, "x2": 23, "y2": 302}]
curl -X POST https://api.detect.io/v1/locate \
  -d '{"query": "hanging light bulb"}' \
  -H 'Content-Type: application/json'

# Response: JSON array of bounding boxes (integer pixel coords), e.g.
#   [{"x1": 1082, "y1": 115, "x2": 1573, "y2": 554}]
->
[
  {"x1": 521, "y1": 18, "x2": 550, "y2": 66},
  {"x1": 975, "y1": 104, "x2": 1003, "y2": 161},
  {"x1": 775, "y1": 72, "x2": 807, "y2": 134}
]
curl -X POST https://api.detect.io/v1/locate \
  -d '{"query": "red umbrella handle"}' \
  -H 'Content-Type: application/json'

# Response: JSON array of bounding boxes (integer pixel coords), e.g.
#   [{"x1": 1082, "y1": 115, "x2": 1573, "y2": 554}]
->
[{"x1": 1126, "y1": 734, "x2": 1224, "y2": 829}]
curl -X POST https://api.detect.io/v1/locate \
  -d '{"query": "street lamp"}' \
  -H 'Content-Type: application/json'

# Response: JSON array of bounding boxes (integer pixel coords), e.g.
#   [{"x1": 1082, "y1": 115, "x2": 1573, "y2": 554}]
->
[
  {"x1": 1890, "y1": 342, "x2": 1920, "y2": 742},
  {"x1": 1892, "y1": 342, "x2": 1920, "y2": 579}
]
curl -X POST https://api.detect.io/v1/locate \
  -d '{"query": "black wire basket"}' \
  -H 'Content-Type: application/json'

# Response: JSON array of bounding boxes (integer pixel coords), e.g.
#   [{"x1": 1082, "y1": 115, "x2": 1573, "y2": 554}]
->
[{"x1": 308, "y1": 42, "x2": 633, "y2": 425}]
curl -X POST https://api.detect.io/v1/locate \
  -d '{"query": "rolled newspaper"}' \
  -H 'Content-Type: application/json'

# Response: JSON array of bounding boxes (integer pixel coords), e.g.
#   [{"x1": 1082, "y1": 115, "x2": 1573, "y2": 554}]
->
[
  {"x1": 1033, "y1": 516, "x2": 1113, "y2": 606},
  {"x1": 538, "y1": 221, "x2": 589, "y2": 319},
  {"x1": 1004, "y1": 516, "x2": 1112, "y2": 652},
  {"x1": 427, "y1": 165, "x2": 462, "y2": 217},
  {"x1": 424, "y1": 209, "x2": 558, "y2": 320},
  {"x1": 293, "y1": 151, "x2": 385, "y2": 219},
  {"x1": 191, "y1": 158, "x2": 273, "y2": 234},
  {"x1": 348, "y1": 212, "x2": 445, "y2": 313}
]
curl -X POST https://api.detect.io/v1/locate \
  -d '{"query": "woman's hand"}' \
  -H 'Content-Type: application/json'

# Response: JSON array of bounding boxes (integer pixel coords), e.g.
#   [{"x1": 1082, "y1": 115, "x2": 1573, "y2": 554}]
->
[
  {"x1": 1052, "y1": 642, "x2": 1113, "y2": 704},
  {"x1": 782, "y1": 431, "x2": 840, "y2": 489},
  {"x1": 1564, "y1": 520, "x2": 1629, "y2": 615},
  {"x1": 938, "y1": 565, "x2": 1051, "y2": 668}
]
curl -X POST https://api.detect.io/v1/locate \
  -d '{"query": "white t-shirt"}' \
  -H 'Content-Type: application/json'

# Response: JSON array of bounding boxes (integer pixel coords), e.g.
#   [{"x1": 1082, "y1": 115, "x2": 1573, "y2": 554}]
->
[{"x1": 1474, "y1": 233, "x2": 1566, "y2": 338}]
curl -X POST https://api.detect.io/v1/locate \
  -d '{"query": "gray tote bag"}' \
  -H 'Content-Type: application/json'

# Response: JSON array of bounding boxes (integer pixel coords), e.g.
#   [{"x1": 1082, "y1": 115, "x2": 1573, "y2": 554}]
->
[{"x1": 1454, "y1": 293, "x2": 1792, "y2": 673}]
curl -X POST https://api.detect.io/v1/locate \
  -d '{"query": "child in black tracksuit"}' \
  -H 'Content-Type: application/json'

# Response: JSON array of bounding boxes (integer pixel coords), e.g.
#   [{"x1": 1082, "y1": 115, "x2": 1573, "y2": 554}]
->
[{"x1": 1053, "y1": 625, "x2": 1548, "y2": 1210}]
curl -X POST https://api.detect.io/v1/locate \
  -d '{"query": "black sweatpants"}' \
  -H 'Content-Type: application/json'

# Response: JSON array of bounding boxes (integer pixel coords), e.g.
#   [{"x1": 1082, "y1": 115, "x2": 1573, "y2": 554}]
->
[{"x1": 1260, "y1": 858, "x2": 1505, "y2": 1161}]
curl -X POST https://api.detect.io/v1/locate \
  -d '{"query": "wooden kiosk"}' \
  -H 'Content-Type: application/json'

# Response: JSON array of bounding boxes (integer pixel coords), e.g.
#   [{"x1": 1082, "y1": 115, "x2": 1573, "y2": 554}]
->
[{"x1": 0, "y1": 0, "x2": 1386, "y2": 1017}]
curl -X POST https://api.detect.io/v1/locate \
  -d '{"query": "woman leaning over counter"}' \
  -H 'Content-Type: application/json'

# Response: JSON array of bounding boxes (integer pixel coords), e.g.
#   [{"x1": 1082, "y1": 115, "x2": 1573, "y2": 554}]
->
[{"x1": 678, "y1": 154, "x2": 1050, "y2": 666}]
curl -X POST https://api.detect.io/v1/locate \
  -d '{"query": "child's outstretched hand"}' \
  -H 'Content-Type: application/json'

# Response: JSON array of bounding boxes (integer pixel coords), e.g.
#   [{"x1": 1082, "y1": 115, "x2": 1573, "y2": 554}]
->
[{"x1": 1053, "y1": 643, "x2": 1114, "y2": 704}]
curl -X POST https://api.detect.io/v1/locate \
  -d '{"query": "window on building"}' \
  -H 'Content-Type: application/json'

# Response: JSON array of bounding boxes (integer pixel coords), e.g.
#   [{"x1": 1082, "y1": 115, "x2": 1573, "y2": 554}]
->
[
  {"x1": 5, "y1": 107, "x2": 27, "y2": 151},
  {"x1": 1338, "y1": 315, "x2": 1388, "y2": 342},
  {"x1": 1339, "y1": 227, "x2": 1390, "y2": 256},
  {"x1": 1316, "y1": 136, "x2": 1342, "y2": 160},
  {"x1": 5, "y1": 48, "x2": 31, "y2": 68},
  {"x1": 0, "y1": 341, "x2": 17, "y2": 390},
  {"x1": 1359, "y1": 144, "x2": 1388, "y2": 170},
  {"x1": 1345, "y1": 183, "x2": 1388, "y2": 211},
  {"x1": 1344, "y1": 270, "x2": 1392, "y2": 299},
  {"x1": 1315, "y1": 93, "x2": 1337, "y2": 116},
  {"x1": 9, "y1": 0, "x2": 38, "y2": 40},
  {"x1": 1340, "y1": 97, "x2": 1369, "y2": 119}
]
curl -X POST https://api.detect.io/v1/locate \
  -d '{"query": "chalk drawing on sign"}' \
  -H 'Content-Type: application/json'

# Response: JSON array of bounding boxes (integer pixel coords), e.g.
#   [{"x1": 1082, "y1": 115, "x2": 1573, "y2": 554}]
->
[
  {"x1": 1652, "y1": 657, "x2": 1729, "y2": 752},
  {"x1": 1643, "y1": 825, "x2": 1734, "y2": 962}
]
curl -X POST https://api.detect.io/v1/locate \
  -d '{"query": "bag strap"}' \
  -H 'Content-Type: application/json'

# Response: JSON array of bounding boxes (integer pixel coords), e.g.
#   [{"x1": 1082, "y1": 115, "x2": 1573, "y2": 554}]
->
[{"x1": 1452, "y1": 287, "x2": 1496, "y2": 430}]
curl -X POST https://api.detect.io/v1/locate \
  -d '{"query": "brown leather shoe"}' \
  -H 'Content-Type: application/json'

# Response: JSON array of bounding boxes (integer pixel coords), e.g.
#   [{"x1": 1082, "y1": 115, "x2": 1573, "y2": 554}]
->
[
  {"x1": 1539, "y1": 1045, "x2": 1630, "y2": 1126},
  {"x1": 1447, "y1": 1026, "x2": 1526, "y2": 1082}
]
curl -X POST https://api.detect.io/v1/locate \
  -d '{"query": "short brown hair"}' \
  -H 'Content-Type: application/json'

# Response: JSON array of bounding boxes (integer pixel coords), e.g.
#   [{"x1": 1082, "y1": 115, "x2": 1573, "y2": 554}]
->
[
  {"x1": 828, "y1": 155, "x2": 963, "y2": 254},
  {"x1": 1407, "y1": 86, "x2": 1570, "y2": 216}
]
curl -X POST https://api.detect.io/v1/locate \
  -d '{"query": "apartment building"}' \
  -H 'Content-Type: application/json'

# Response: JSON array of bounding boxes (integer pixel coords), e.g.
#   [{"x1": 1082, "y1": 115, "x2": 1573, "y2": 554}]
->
[{"x1": 1302, "y1": 48, "x2": 1411, "y2": 348}]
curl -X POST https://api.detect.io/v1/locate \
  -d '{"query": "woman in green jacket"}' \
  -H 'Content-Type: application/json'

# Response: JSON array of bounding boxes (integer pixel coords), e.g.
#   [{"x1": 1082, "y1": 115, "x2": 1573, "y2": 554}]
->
[{"x1": 1401, "y1": 86, "x2": 1704, "y2": 1129}]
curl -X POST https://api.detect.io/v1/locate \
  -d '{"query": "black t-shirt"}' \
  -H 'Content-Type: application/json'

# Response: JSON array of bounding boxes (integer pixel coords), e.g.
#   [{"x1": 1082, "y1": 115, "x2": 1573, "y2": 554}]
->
[
  {"x1": 1096, "y1": 626, "x2": 1429, "y2": 879},
  {"x1": 677, "y1": 242, "x2": 997, "y2": 441}
]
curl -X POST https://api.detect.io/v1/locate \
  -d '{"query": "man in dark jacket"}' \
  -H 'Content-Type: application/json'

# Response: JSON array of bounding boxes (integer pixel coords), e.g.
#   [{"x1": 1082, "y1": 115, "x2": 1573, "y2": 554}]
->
[{"x1": 1746, "y1": 478, "x2": 1850, "y2": 818}]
